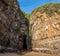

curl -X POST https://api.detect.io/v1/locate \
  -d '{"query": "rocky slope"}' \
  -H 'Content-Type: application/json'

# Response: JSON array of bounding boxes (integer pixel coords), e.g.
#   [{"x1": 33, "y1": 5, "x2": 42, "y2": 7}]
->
[
  {"x1": 0, "y1": 0, "x2": 28, "y2": 50},
  {"x1": 30, "y1": 3, "x2": 60, "y2": 53}
]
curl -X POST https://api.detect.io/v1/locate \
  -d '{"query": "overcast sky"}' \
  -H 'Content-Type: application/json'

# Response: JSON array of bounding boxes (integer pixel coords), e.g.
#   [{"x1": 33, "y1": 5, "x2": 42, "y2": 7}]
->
[{"x1": 18, "y1": 0, "x2": 60, "y2": 14}]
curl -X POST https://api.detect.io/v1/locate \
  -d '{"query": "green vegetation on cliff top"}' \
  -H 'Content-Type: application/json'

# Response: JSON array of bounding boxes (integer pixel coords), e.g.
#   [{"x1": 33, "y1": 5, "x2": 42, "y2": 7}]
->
[{"x1": 31, "y1": 3, "x2": 60, "y2": 15}]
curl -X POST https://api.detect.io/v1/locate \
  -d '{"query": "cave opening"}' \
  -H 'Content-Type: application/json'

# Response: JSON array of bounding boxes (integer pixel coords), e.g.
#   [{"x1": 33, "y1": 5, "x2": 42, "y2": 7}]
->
[{"x1": 23, "y1": 35, "x2": 27, "y2": 50}]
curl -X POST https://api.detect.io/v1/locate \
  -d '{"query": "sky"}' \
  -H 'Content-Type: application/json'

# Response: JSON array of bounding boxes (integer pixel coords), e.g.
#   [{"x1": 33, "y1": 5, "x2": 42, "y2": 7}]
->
[{"x1": 17, "y1": 0, "x2": 60, "y2": 14}]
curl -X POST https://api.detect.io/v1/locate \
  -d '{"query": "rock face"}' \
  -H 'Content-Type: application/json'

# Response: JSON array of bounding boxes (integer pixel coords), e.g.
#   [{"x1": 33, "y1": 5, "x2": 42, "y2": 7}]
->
[
  {"x1": 30, "y1": 3, "x2": 60, "y2": 52},
  {"x1": 0, "y1": 0, "x2": 28, "y2": 50}
]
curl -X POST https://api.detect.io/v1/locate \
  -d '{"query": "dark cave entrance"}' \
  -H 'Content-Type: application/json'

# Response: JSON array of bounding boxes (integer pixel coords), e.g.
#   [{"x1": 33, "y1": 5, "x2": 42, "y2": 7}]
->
[{"x1": 23, "y1": 35, "x2": 27, "y2": 50}]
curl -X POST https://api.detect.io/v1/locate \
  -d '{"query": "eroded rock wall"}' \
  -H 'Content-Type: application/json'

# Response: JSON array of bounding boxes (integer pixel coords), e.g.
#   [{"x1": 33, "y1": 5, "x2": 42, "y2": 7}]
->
[
  {"x1": 0, "y1": 0, "x2": 28, "y2": 50},
  {"x1": 30, "y1": 5, "x2": 60, "y2": 53}
]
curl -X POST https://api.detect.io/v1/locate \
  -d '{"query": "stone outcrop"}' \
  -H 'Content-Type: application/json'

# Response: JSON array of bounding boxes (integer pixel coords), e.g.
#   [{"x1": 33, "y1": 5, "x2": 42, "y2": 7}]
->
[
  {"x1": 0, "y1": 0, "x2": 28, "y2": 50},
  {"x1": 30, "y1": 3, "x2": 60, "y2": 53}
]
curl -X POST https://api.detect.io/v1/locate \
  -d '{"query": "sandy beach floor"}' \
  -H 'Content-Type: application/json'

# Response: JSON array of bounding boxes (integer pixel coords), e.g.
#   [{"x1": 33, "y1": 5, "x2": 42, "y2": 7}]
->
[{"x1": 0, "y1": 52, "x2": 60, "y2": 56}]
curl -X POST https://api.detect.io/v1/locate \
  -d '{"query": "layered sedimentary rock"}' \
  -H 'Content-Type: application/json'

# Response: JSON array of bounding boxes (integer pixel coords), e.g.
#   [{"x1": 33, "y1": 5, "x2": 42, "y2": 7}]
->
[
  {"x1": 30, "y1": 3, "x2": 60, "y2": 53},
  {"x1": 0, "y1": 0, "x2": 28, "y2": 50}
]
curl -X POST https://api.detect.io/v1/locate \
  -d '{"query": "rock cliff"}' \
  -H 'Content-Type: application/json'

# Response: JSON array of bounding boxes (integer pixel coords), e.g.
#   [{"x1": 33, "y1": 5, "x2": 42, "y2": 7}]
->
[
  {"x1": 0, "y1": 0, "x2": 28, "y2": 50},
  {"x1": 30, "y1": 3, "x2": 60, "y2": 53}
]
